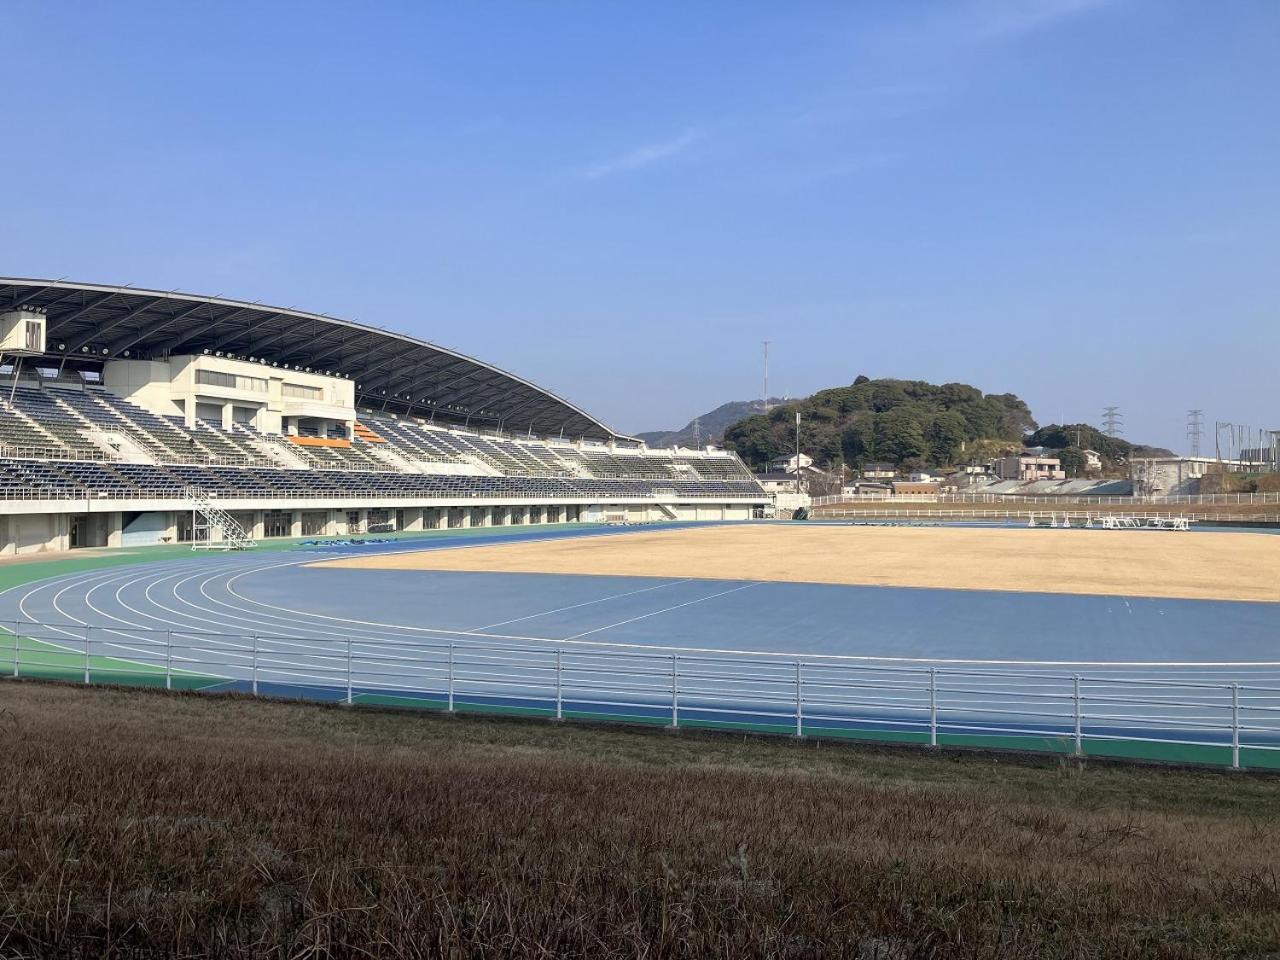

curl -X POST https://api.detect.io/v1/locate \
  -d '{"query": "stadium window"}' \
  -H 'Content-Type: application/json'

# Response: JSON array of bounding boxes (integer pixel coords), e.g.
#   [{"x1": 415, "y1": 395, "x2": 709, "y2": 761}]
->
[
  {"x1": 78, "y1": 369, "x2": 102, "y2": 383},
  {"x1": 196, "y1": 369, "x2": 267, "y2": 392},
  {"x1": 282, "y1": 382, "x2": 324, "y2": 400},
  {"x1": 35, "y1": 366, "x2": 59, "y2": 379}
]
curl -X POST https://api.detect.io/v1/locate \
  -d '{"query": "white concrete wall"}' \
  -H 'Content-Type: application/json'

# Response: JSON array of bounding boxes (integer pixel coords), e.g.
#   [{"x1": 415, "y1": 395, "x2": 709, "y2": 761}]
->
[{"x1": 104, "y1": 355, "x2": 355, "y2": 435}]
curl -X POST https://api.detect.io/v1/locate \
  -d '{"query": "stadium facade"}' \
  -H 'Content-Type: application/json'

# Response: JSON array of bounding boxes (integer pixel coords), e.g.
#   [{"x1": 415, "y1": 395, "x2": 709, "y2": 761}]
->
[{"x1": 0, "y1": 279, "x2": 767, "y2": 554}]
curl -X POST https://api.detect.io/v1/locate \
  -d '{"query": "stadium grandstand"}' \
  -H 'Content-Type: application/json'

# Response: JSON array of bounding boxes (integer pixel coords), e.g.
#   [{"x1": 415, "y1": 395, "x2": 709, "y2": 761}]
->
[{"x1": 0, "y1": 279, "x2": 767, "y2": 553}]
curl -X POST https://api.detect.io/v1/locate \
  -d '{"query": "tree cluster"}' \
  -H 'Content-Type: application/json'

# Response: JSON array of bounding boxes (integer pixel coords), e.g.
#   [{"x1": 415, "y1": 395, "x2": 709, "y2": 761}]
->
[
  {"x1": 723, "y1": 377, "x2": 1036, "y2": 471},
  {"x1": 1024, "y1": 423, "x2": 1172, "y2": 477}
]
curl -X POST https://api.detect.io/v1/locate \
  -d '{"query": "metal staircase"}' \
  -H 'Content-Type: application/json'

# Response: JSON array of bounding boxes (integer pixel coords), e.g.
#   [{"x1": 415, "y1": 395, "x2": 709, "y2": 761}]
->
[{"x1": 185, "y1": 485, "x2": 257, "y2": 550}]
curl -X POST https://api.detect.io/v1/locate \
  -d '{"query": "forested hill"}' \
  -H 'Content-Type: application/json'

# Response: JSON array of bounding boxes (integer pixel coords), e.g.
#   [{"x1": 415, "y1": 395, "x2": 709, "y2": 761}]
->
[
  {"x1": 723, "y1": 377, "x2": 1036, "y2": 471},
  {"x1": 635, "y1": 398, "x2": 801, "y2": 448}
]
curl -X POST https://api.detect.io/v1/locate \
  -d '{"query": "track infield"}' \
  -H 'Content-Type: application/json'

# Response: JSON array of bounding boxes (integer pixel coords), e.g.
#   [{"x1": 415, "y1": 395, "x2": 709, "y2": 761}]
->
[{"x1": 314, "y1": 522, "x2": 1280, "y2": 602}]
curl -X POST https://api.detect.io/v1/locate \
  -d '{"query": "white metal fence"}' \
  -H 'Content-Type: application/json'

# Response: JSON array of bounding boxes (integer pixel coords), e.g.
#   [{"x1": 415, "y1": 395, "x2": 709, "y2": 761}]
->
[
  {"x1": 809, "y1": 508, "x2": 1280, "y2": 525},
  {"x1": 811, "y1": 492, "x2": 1280, "y2": 507},
  {"x1": 4, "y1": 620, "x2": 1279, "y2": 770}
]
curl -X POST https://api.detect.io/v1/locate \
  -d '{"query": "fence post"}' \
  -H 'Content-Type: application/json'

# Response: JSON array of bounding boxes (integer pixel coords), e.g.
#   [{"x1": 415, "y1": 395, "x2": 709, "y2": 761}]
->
[
  {"x1": 1231, "y1": 682, "x2": 1241, "y2": 771},
  {"x1": 670, "y1": 654, "x2": 679, "y2": 728},
  {"x1": 555, "y1": 648, "x2": 563, "y2": 721},
  {"x1": 794, "y1": 660, "x2": 803, "y2": 737},
  {"x1": 1072, "y1": 675, "x2": 1083, "y2": 757},
  {"x1": 929, "y1": 668, "x2": 938, "y2": 747},
  {"x1": 83, "y1": 626, "x2": 91, "y2": 685},
  {"x1": 345, "y1": 636, "x2": 354, "y2": 706},
  {"x1": 11, "y1": 620, "x2": 18, "y2": 678},
  {"x1": 165, "y1": 629, "x2": 172, "y2": 691},
  {"x1": 447, "y1": 641, "x2": 455, "y2": 713},
  {"x1": 251, "y1": 635, "x2": 259, "y2": 696}
]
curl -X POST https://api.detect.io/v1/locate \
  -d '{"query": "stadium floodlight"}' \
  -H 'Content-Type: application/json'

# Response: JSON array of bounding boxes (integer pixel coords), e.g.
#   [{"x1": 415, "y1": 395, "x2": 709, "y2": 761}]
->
[
  {"x1": 56, "y1": 343, "x2": 65, "y2": 351},
  {"x1": 122, "y1": 350, "x2": 130, "y2": 357},
  {"x1": 81, "y1": 346, "x2": 90, "y2": 353},
  {"x1": 203, "y1": 348, "x2": 210, "y2": 354}
]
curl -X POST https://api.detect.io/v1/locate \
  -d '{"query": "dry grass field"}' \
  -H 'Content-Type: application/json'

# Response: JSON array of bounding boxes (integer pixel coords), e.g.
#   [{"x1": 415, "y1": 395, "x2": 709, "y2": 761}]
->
[
  {"x1": 319, "y1": 523, "x2": 1280, "y2": 602},
  {"x1": 2, "y1": 681, "x2": 1280, "y2": 959}
]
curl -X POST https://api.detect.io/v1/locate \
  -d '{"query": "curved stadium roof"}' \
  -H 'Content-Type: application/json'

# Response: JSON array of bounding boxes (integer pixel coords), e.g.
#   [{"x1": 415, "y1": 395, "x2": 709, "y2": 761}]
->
[{"x1": 0, "y1": 279, "x2": 617, "y2": 440}]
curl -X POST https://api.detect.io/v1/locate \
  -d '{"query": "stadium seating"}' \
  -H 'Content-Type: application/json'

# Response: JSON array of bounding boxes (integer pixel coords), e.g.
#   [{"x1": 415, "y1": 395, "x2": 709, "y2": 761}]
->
[{"x1": 0, "y1": 383, "x2": 763, "y2": 503}]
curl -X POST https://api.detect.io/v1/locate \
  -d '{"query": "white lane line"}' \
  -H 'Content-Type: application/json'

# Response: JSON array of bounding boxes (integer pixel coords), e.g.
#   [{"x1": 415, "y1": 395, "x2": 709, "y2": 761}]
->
[
  {"x1": 11, "y1": 548, "x2": 1280, "y2": 674},
  {"x1": 57, "y1": 565, "x2": 244, "y2": 674},
  {"x1": 564, "y1": 581, "x2": 764, "y2": 640},
  {"x1": 468, "y1": 578, "x2": 695, "y2": 631}
]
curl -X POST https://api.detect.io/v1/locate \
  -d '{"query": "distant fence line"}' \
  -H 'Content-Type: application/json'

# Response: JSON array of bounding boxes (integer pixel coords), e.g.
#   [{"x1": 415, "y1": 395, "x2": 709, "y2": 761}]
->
[
  {"x1": 810, "y1": 491, "x2": 1280, "y2": 508},
  {"x1": 4, "y1": 619, "x2": 1279, "y2": 770},
  {"x1": 811, "y1": 508, "x2": 1280, "y2": 525}
]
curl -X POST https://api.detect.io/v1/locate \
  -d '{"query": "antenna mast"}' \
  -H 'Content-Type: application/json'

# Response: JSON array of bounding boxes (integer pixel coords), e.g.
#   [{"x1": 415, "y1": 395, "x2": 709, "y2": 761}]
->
[{"x1": 761, "y1": 340, "x2": 771, "y2": 414}]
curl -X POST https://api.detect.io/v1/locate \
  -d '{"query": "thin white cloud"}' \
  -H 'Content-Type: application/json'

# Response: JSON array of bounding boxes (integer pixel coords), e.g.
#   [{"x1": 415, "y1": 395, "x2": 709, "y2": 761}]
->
[
  {"x1": 969, "y1": 0, "x2": 1116, "y2": 41},
  {"x1": 585, "y1": 129, "x2": 704, "y2": 179}
]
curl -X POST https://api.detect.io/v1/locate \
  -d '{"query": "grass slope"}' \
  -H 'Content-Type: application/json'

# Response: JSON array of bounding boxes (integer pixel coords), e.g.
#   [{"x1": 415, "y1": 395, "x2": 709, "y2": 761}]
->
[{"x1": 1, "y1": 682, "x2": 1278, "y2": 958}]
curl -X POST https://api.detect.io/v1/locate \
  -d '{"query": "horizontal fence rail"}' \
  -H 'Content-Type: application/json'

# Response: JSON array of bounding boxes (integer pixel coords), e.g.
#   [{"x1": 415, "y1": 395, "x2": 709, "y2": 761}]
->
[
  {"x1": 811, "y1": 492, "x2": 1280, "y2": 507},
  {"x1": 3, "y1": 620, "x2": 1278, "y2": 769},
  {"x1": 808, "y1": 508, "x2": 1280, "y2": 525}
]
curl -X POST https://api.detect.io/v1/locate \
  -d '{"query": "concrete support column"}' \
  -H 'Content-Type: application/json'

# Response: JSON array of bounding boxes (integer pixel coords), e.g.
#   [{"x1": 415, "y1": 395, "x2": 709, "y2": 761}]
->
[
  {"x1": 290, "y1": 513, "x2": 303, "y2": 538},
  {"x1": 405, "y1": 507, "x2": 424, "y2": 532},
  {"x1": 461, "y1": 508, "x2": 473, "y2": 529},
  {"x1": 251, "y1": 511, "x2": 265, "y2": 540},
  {"x1": 222, "y1": 402, "x2": 234, "y2": 431},
  {"x1": 164, "y1": 511, "x2": 180, "y2": 544},
  {"x1": 51, "y1": 515, "x2": 70, "y2": 553},
  {"x1": 106, "y1": 512, "x2": 123, "y2": 549},
  {"x1": 328, "y1": 510, "x2": 341, "y2": 536}
]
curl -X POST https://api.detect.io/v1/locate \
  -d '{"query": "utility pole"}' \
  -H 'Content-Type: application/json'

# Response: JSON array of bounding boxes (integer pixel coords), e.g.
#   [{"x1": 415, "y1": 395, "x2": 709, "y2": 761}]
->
[
  {"x1": 794, "y1": 409, "x2": 802, "y2": 495},
  {"x1": 1186, "y1": 410, "x2": 1204, "y2": 457},
  {"x1": 761, "y1": 341, "x2": 771, "y2": 414},
  {"x1": 1102, "y1": 406, "x2": 1123, "y2": 438}
]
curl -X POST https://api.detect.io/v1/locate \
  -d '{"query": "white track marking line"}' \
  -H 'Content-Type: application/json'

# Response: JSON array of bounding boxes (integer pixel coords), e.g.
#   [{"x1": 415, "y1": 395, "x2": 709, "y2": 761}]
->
[
  {"x1": 469, "y1": 578, "x2": 695, "y2": 631},
  {"x1": 564, "y1": 581, "x2": 764, "y2": 640},
  {"x1": 61, "y1": 565, "x2": 241, "y2": 674},
  {"x1": 8, "y1": 549, "x2": 1280, "y2": 673},
  {"x1": 14, "y1": 564, "x2": 200, "y2": 669},
  {"x1": 216, "y1": 564, "x2": 1280, "y2": 666}
]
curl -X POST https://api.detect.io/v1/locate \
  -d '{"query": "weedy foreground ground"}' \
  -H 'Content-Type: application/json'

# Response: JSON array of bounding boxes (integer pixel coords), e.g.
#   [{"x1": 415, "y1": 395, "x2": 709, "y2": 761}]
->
[{"x1": 2, "y1": 681, "x2": 1279, "y2": 958}]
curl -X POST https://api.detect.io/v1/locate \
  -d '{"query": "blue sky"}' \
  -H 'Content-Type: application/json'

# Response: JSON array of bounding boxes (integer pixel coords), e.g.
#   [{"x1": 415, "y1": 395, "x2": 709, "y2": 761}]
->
[{"x1": 2, "y1": 1, "x2": 1277, "y2": 450}]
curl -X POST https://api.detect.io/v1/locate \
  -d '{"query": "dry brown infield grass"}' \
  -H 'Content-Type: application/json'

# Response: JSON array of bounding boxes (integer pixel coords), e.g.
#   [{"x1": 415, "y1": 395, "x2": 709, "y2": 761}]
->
[{"x1": 318, "y1": 523, "x2": 1280, "y2": 602}]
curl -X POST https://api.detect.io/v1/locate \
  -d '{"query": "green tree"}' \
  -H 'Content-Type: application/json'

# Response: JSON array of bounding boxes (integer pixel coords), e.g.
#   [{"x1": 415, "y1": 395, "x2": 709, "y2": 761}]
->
[
  {"x1": 841, "y1": 418, "x2": 874, "y2": 465},
  {"x1": 1054, "y1": 447, "x2": 1088, "y2": 478},
  {"x1": 926, "y1": 411, "x2": 968, "y2": 466},
  {"x1": 722, "y1": 415, "x2": 782, "y2": 469},
  {"x1": 874, "y1": 409, "x2": 929, "y2": 463}
]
